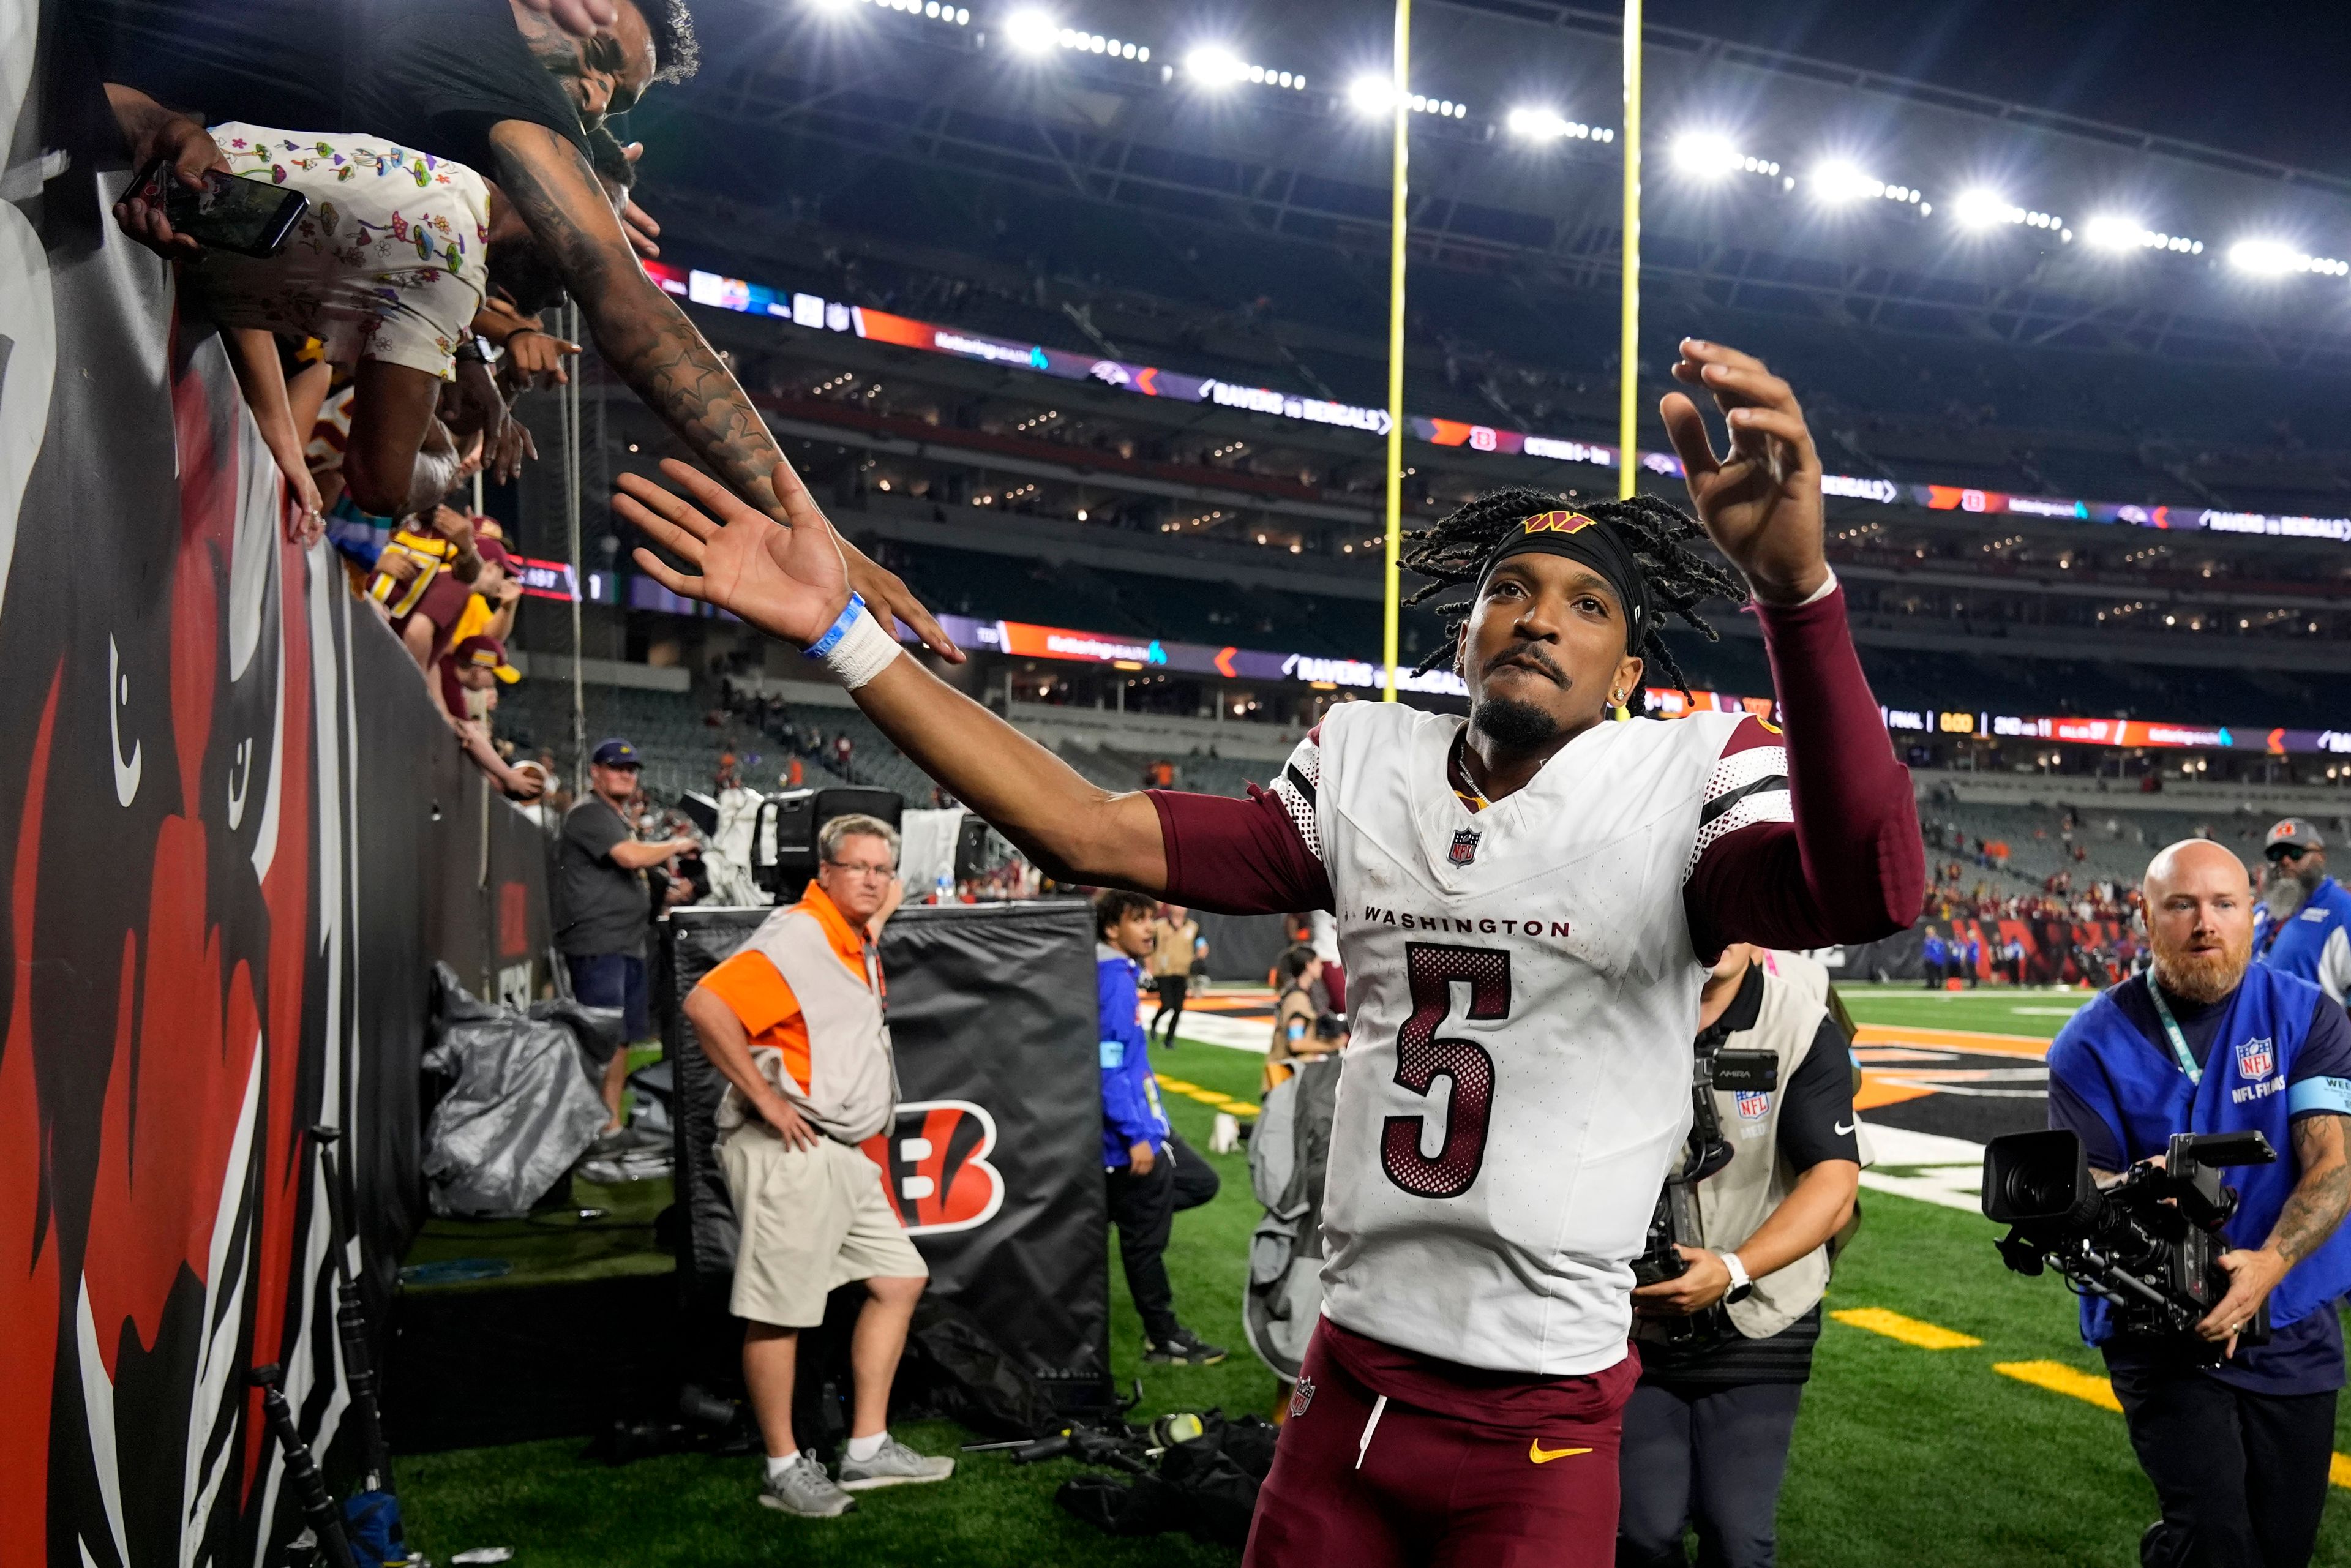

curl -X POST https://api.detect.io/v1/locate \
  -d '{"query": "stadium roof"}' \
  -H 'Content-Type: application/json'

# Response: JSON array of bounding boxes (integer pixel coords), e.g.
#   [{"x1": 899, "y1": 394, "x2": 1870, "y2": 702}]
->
[{"x1": 647, "y1": 0, "x2": 2351, "y2": 370}]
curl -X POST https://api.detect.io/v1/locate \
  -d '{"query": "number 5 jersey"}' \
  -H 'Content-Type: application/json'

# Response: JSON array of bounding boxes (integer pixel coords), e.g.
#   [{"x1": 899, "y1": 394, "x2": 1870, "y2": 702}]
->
[
  {"x1": 1273, "y1": 701, "x2": 1776, "y2": 1373},
  {"x1": 1144, "y1": 585, "x2": 1926, "y2": 1378}
]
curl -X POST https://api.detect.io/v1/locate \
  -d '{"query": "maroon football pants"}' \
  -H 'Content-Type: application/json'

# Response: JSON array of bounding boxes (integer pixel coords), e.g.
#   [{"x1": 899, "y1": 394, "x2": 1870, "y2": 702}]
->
[{"x1": 1243, "y1": 1328, "x2": 1627, "y2": 1568}]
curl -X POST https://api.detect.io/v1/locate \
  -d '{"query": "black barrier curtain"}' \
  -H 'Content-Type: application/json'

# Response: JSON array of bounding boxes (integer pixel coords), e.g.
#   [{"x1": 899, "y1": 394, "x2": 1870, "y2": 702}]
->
[
  {"x1": 0, "y1": 7, "x2": 558, "y2": 1557},
  {"x1": 1196, "y1": 910, "x2": 1292, "y2": 985},
  {"x1": 665, "y1": 899, "x2": 1112, "y2": 1408}
]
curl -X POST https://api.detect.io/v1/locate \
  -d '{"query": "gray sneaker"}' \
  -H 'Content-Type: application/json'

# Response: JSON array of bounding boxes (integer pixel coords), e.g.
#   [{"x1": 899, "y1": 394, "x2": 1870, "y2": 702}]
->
[
  {"x1": 759, "y1": 1454, "x2": 857, "y2": 1517},
  {"x1": 836, "y1": 1436, "x2": 956, "y2": 1491}
]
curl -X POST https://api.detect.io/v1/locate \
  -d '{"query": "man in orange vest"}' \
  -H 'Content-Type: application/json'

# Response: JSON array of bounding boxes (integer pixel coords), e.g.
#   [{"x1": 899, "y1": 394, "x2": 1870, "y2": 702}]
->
[{"x1": 683, "y1": 814, "x2": 955, "y2": 1517}]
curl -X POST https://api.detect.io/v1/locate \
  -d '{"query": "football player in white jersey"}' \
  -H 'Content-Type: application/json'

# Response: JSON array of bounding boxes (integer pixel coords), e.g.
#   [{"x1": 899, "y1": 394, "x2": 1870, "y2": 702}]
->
[{"x1": 612, "y1": 337, "x2": 1924, "y2": 1567}]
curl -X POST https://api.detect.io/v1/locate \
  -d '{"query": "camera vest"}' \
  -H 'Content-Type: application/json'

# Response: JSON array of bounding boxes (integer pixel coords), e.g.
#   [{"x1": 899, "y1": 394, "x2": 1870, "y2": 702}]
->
[{"x1": 1692, "y1": 959, "x2": 1839, "y2": 1340}]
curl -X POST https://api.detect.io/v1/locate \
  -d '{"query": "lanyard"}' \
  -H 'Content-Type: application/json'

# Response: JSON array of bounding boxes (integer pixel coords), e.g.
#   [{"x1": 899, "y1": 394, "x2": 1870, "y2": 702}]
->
[{"x1": 2143, "y1": 970, "x2": 2201, "y2": 1084}]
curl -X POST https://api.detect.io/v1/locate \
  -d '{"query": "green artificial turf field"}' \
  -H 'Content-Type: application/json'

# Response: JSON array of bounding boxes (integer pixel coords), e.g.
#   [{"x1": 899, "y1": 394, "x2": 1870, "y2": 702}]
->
[
  {"x1": 1834, "y1": 979, "x2": 2094, "y2": 1038},
  {"x1": 396, "y1": 996, "x2": 2351, "y2": 1567}
]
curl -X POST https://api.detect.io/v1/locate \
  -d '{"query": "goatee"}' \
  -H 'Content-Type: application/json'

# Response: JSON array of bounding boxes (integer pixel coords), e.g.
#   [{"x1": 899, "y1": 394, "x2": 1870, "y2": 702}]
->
[{"x1": 1472, "y1": 696, "x2": 1561, "y2": 752}]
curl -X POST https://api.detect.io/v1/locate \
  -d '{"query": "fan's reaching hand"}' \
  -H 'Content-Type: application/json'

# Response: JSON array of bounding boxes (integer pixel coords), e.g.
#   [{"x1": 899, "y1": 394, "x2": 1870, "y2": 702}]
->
[{"x1": 616, "y1": 459, "x2": 852, "y2": 647}]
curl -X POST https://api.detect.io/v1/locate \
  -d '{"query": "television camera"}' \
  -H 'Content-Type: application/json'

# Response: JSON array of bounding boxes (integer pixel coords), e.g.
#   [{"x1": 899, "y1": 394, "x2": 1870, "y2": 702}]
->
[
  {"x1": 1982, "y1": 1127, "x2": 2276, "y2": 1359},
  {"x1": 749, "y1": 787, "x2": 903, "y2": 900},
  {"x1": 1631, "y1": 1039, "x2": 1780, "y2": 1320}
]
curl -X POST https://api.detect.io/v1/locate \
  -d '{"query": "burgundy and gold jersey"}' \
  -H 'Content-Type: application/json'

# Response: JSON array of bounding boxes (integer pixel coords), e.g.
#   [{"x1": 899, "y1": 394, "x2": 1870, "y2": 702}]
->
[
  {"x1": 1145, "y1": 586, "x2": 1924, "y2": 1380},
  {"x1": 1269, "y1": 702, "x2": 1787, "y2": 1375}
]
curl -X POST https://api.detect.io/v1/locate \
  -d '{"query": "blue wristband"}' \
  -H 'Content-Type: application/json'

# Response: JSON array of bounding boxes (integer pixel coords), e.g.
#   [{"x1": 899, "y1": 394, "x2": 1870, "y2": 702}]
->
[{"x1": 804, "y1": 593, "x2": 866, "y2": 659}]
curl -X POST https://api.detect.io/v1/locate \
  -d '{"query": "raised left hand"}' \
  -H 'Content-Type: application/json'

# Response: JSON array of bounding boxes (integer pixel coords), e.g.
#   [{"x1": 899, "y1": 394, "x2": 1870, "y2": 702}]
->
[
  {"x1": 1659, "y1": 339, "x2": 1829, "y2": 606},
  {"x1": 1631, "y1": 1246, "x2": 1733, "y2": 1316},
  {"x1": 2198, "y1": 1247, "x2": 2288, "y2": 1353}
]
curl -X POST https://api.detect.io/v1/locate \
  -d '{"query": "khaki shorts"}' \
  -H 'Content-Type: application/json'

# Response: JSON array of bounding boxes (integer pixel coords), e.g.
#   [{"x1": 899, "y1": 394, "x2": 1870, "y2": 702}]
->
[{"x1": 719, "y1": 1125, "x2": 927, "y2": 1328}]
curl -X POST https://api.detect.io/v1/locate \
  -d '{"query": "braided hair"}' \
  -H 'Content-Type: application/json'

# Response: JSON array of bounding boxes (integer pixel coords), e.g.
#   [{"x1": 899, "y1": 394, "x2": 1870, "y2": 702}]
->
[{"x1": 1400, "y1": 486, "x2": 1745, "y2": 707}]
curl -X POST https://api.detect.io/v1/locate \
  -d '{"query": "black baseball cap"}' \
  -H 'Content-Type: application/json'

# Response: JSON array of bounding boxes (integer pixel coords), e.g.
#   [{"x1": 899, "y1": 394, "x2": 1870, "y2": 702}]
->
[
  {"x1": 2265, "y1": 819, "x2": 2325, "y2": 858},
  {"x1": 591, "y1": 738, "x2": 642, "y2": 768}
]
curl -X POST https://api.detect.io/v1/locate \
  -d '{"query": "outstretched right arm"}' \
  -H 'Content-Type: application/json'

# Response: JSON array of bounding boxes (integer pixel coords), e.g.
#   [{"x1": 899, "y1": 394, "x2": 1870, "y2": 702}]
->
[{"x1": 615, "y1": 459, "x2": 1169, "y2": 891}]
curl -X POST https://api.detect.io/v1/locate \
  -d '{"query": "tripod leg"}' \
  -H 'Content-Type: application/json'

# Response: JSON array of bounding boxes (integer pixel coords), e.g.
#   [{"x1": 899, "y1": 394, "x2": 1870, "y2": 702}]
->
[{"x1": 250, "y1": 1366, "x2": 361, "y2": 1568}]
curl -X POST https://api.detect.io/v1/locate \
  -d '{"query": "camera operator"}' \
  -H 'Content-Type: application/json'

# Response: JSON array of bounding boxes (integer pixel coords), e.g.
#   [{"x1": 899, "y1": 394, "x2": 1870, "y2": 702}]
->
[
  {"x1": 1619, "y1": 945, "x2": 1862, "y2": 1568},
  {"x1": 2046, "y1": 839, "x2": 2351, "y2": 1568}
]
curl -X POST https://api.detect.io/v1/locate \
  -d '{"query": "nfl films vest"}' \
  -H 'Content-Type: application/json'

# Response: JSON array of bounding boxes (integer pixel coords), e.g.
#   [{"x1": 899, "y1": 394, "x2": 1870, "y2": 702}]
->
[
  {"x1": 2260, "y1": 874, "x2": 2351, "y2": 1001},
  {"x1": 1306, "y1": 701, "x2": 1750, "y2": 1376},
  {"x1": 1692, "y1": 959, "x2": 1839, "y2": 1341},
  {"x1": 2047, "y1": 963, "x2": 2351, "y2": 1345}
]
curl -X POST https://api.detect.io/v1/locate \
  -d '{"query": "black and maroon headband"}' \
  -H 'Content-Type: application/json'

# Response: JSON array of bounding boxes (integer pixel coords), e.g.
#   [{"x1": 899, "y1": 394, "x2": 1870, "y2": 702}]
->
[{"x1": 1472, "y1": 509, "x2": 1653, "y2": 651}]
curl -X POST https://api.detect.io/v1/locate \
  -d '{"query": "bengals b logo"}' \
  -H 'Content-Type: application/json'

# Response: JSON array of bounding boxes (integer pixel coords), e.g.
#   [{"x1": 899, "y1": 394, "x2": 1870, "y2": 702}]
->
[{"x1": 860, "y1": 1100, "x2": 1008, "y2": 1234}]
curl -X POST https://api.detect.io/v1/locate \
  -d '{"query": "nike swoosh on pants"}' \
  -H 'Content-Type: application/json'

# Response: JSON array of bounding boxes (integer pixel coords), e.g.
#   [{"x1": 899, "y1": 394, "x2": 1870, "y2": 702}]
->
[{"x1": 1528, "y1": 1441, "x2": 1592, "y2": 1465}]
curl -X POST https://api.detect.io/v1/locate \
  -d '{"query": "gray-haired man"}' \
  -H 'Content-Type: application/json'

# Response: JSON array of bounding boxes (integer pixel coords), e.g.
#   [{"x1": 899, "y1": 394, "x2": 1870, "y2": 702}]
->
[{"x1": 683, "y1": 814, "x2": 954, "y2": 1516}]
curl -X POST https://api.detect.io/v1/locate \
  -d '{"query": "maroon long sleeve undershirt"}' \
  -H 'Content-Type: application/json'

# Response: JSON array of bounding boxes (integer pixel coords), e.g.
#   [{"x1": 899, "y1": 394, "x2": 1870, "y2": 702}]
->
[
  {"x1": 1147, "y1": 582, "x2": 1924, "y2": 951},
  {"x1": 1684, "y1": 585, "x2": 1925, "y2": 955}
]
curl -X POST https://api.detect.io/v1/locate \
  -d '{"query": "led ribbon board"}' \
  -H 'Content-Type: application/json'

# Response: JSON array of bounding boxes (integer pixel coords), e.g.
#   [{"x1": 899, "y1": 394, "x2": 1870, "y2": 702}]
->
[{"x1": 649, "y1": 260, "x2": 2351, "y2": 545}]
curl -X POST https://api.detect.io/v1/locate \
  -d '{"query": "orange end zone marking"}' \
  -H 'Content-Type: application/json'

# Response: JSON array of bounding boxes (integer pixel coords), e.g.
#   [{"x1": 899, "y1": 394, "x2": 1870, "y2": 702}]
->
[
  {"x1": 1853, "y1": 1076, "x2": 1937, "y2": 1111},
  {"x1": 1853, "y1": 1024, "x2": 2049, "y2": 1059}
]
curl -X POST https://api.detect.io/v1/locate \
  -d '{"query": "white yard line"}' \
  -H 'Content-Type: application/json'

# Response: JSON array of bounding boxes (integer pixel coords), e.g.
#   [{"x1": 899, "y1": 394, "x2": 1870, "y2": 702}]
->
[
  {"x1": 1860, "y1": 1122, "x2": 1989, "y2": 1214},
  {"x1": 1167, "y1": 1014, "x2": 1275, "y2": 1053}
]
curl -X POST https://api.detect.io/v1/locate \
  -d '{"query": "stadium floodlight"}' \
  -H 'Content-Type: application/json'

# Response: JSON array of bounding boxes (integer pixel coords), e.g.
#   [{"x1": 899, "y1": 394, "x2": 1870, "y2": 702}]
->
[
  {"x1": 1348, "y1": 77, "x2": 1466, "y2": 118},
  {"x1": 2230, "y1": 240, "x2": 2298, "y2": 274},
  {"x1": 1671, "y1": 132, "x2": 1740, "y2": 179},
  {"x1": 2083, "y1": 215, "x2": 2205, "y2": 255},
  {"x1": 1507, "y1": 106, "x2": 1569, "y2": 140},
  {"x1": 1810, "y1": 162, "x2": 1884, "y2": 204},
  {"x1": 1348, "y1": 74, "x2": 1394, "y2": 116},
  {"x1": 2083, "y1": 214, "x2": 2147, "y2": 250},
  {"x1": 1185, "y1": 44, "x2": 1249, "y2": 86},
  {"x1": 821, "y1": 0, "x2": 972, "y2": 16},
  {"x1": 1002, "y1": 8, "x2": 1057, "y2": 53},
  {"x1": 1953, "y1": 189, "x2": 2017, "y2": 228},
  {"x1": 2229, "y1": 239, "x2": 2350, "y2": 277}
]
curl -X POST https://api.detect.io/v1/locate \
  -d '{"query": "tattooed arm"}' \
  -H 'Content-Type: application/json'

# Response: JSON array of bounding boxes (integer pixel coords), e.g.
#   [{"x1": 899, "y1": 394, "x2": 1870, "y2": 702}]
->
[
  {"x1": 485, "y1": 119, "x2": 959, "y2": 660},
  {"x1": 2271, "y1": 1114, "x2": 2351, "y2": 1267},
  {"x1": 2195, "y1": 1112, "x2": 2351, "y2": 1344}
]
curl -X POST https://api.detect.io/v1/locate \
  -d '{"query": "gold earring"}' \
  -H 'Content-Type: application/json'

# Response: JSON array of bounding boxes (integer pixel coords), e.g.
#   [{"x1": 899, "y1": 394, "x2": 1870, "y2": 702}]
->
[{"x1": 1611, "y1": 689, "x2": 1631, "y2": 722}]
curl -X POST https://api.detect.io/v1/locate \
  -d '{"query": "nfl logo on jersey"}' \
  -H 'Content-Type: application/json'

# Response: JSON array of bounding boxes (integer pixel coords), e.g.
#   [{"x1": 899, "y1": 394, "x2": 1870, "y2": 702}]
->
[
  {"x1": 2236, "y1": 1035, "x2": 2276, "y2": 1081},
  {"x1": 1735, "y1": 1089, "x2": 1772, "y2": 1121},
  {"x1": 1449, "y1": 828, "x2": 1480, "y2": 866}
]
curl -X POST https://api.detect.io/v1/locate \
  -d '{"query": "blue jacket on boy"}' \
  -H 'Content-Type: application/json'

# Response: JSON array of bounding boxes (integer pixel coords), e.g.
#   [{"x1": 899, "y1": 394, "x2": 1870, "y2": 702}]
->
[{"x1": 1097, "y1": 942, "x2": 1169, "y2": 1168}]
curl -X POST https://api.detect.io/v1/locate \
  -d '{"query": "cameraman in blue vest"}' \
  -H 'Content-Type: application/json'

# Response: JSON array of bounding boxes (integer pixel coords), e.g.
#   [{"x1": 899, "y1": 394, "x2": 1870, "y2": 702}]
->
[
  {"x1": 2047, "y1": 839, "x2": 2351, "y2": 1568},
  {"x1": 2255, "y1": 820, "x2": 2351, "y2": 1006}
]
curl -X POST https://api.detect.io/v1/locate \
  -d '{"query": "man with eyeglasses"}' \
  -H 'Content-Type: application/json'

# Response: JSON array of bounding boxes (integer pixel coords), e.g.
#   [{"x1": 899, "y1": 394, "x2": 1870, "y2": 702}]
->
[
  {"x1": 2255, "y1": 820, "x2": 2351, "y2": 1006},
  {"x1": 684, "y1": 813, "x2": 956, "y2": 1517}
]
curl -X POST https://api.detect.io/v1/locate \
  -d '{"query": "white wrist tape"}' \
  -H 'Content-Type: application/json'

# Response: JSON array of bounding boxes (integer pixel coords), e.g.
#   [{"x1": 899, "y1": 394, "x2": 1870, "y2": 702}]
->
[{"x1": 821, "y1": 600, "x2": 903, "y2": 690}]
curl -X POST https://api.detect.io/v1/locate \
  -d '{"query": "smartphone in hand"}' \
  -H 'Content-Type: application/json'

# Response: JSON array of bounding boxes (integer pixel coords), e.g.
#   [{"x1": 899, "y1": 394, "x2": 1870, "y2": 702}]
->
[{"x1": 130, "y1": 157, "x2": 309, "y2": 258}]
